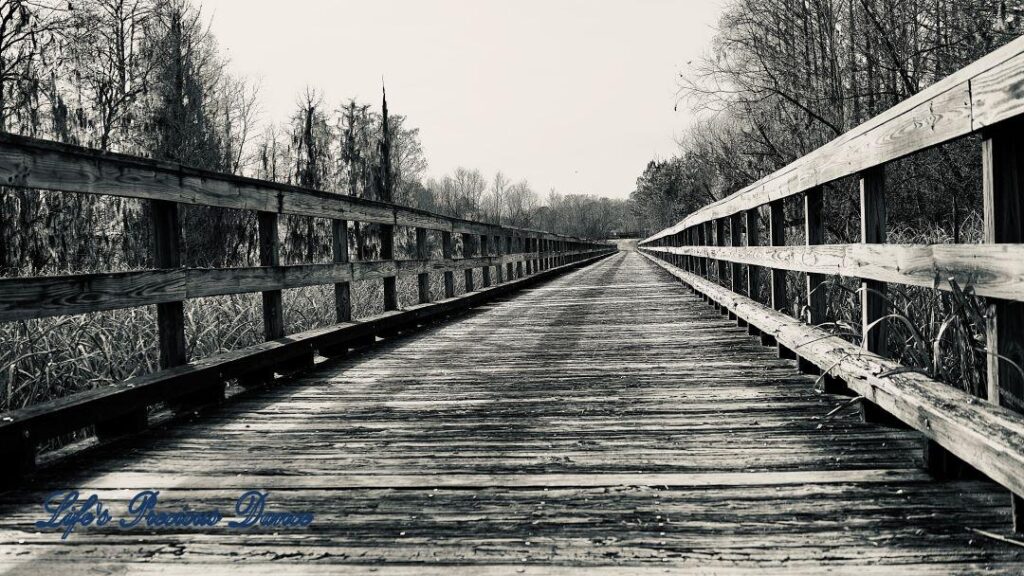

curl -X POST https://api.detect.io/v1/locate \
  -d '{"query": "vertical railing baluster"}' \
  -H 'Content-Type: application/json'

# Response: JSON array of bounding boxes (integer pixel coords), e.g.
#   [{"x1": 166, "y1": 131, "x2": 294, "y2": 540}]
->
[
  {"x1": 801, "y1": 187, "x2": 826, "y2": 375},
  {"x1": 715, "y1": 219, "x2": 726, "y2": 313},
  {"x1": 729, "y1": 214, "x2": 743, "y2": 322},
  {"x1": 860, "y1": 166, "x2": 887, "y2": 356},
  {"x1": 442, "y1": 231, "x2": 455, "y2": 298},
  {"x1": 769, "y1": 200, "x2": 792, "y2": 357},
  {"x1": 495, "y1": 233, "x2": 505, "y2": 283},
  {"x1": 332, "y1": 219, "x2": 351, "y2": 322},
  {"x1": 381, "y1": 221, "x2": 398, "y2": 311},
  {"x1": 505, "y1": 235, "x2": 513, "y2": 280},
  {"x1": 480, "y1": 234, "x2": 491, "y2": 287},
  {"x1": 416, "y1": 227, "x2": 430, "y2": 304},
  {"x1": 982, "y1": 119, "x2": 1024, "y2": 532},
  {"x1": 463, "y1": 232, "x2": 475, "y2": 292},
  {"x1": 153, "y1": 200, "x2": 188, "y2": 369}
]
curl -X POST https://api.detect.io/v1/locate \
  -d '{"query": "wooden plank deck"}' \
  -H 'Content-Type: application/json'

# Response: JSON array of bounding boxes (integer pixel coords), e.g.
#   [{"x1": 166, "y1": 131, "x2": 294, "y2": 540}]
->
[{"x1": 1, "y1": 250, "x2": 1022, "y2": 574}]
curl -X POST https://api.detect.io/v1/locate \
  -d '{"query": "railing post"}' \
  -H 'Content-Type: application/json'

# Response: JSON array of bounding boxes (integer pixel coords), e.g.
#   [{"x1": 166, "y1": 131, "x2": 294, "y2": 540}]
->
[
  {"x1": 697, "y1": 223, "x2": 708, "y2": 278},
  {"x1": 743, "y1": 209, "x2": 762, "y2": 336},
  {"x1": 745, "y1": 208, "x2": 761, "y2": 309},
  {"x1": 319, "y1": 219, "x2": 353, "y2": 359},
  {"x1": 382, "y1": 222, "x2": 398, "y2": 311},
  {"x1": 480, "y1": 234, "x2": 491, "y2": 287},
  {"x1": 259, "y1": 212, "x2": 284, "y2": 341},
  {"x1": 768, "y1": 199, "x2": 792, "y2": 357},
  {"x1": 237, "y1": 210, "x2": 289, "y2": 388},
  {"x1": 860, "y1": 166, "x2": 887, "y2": 357},
  {"x1": 982, "y1": 119, "x2": 1024, "y2": 533},
  {"x1": 516, "y1": 235, "x2": 524, "y2": 278},
  {"x1": 442, "y1": 231, "x2": 455, "y2": 298},
  {"x1": 495, "y1": 234, "x2": 505, "y2": 283},
  {"x1": 714, "y1": 219, "x2": 726, "y2": 292},
  {"x1": 804, "y1": 187, "x2": 825, "y2": 326},
  {"x1": 505, "y1": 235, "x2": 513, "y2": 280},
  {"x1": 525, "y1": 236, "x2": 533, "y2": 275},
  {"x1": 801, "y1": 187, "x2": 826, "y2": 375},
  {"x1": 153, "y1": 200, "x2": 188, "y2": 369},
  {"x1": 729, "y1": 213, "x2": 743, "y2": 322},
  {"x1": 463, "y1": 233, "x2": 475, "y2": 292},
  {"x1": 101, "y1": 199, "x2": 187, "y2": 434},
  {"x1": 416, "y1": 227, "x2": 430, "y2": 304},
  {"x1": 332, "y1": 220, "x2": 351, "y2": 322}
]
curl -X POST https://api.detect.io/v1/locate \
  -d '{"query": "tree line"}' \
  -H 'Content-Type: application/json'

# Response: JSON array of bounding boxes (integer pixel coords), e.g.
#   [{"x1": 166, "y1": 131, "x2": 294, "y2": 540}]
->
[
  {"x1": 0, "y1": 0, "x2": 625, "y2": 277},
  {"x1": 630, "y1": 0, "x2": 1023, "y2": 241}
]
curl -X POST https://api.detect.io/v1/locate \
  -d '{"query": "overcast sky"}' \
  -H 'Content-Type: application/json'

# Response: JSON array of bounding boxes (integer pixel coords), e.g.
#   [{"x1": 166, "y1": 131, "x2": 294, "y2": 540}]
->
[{"x1": 202, "y1": 0, "x2": 723, "y2": 200}]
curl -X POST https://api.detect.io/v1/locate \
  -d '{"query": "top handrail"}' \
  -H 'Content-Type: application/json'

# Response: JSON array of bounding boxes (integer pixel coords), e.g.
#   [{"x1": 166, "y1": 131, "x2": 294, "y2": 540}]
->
[
  {"x1": 0, "y1": 131, "x2": 599, "y2": 244},
  {"x1": 640, "y1": 35, "x2": 1024, "y2": 245}
]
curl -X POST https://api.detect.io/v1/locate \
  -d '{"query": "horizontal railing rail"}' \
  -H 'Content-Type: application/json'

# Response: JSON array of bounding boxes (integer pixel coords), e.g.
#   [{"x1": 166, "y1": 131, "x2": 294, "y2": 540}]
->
[
  {"x1": 639, "y1": 35, "x2": 1024, "y2": 531},
  {"x1": 0, "y1": 131, "x2": 615, "y2": 481}
]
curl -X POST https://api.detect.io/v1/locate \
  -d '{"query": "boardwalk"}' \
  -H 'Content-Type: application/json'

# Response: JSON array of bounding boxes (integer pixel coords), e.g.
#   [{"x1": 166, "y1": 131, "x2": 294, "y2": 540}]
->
[{"x1": 1, "y1": 250, "x2": 1020, "y2": 574}]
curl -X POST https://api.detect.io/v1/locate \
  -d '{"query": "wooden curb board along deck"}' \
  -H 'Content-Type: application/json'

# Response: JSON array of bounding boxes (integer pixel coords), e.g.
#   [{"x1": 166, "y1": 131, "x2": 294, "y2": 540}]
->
[{"x1": 0, "y1": 251, "x2": 1022, "y2": 574}]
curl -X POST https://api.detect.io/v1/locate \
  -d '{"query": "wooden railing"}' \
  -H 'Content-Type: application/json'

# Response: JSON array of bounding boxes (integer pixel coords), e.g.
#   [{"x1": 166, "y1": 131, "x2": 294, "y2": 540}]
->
[
  {"x1": 639, "y1": 36, "x2": 1024, "y2": 530},
  {"x1": 0, "y1": 132, "x2": 614, "y2": 481}
]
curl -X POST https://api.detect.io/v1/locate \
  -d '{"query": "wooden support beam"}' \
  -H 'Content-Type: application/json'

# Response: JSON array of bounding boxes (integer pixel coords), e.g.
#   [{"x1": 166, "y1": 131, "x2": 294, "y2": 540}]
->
[
  {"x1": 745, "y1": 208, "x2": 761, "y2": 301},
  {"x1": 332, "y1": 220, "x2": 351, "y2": 323},
  {"x1": 416, "y1": 228, "x2": 430, "y2": 304},
  {"x1": 768, "y1": 200, "x2": 793, "y2": 358},
  {"x1": 381, "y1": 223, "x2": 398, "y2": 311},
  {"x1": 715, "y1": 219, "x2": 726, "y2": 289},
  {"x1": 152, "y1": 200, "x2": 187, "y2": 369},
  {"x1": 480, "y1": 235, "x2": 491, "y2": 287},
  {"x1": 860, "y1": 166, "x2": 888, "y2": 357},
  {"x1": 983, "y1": 117, "x2": 1024, "y2": 533},
  {"x1": 804, "y1": 187, "x2": 826, "y2": 326},
  {"x1": 157, "y1": 200, "x2": 221, "y2": 407},
  {"x1": 258, "y1": 212, "x2": 285, "y2": 341},
  {"x1": 494, "y1": 235, "x2": 505, "y2": 283},
  {"x1": 463, "y1": 233, "x2": 476, "y2": 292},
  {"x1": 800, "y1": 187, "x2": 826, "y2": 374},
  {"x1": 320, "y1": 219, "x2": 353, "y2": 359},
  {"x1": 442, "y1": 231, "x2": 455, "y2": 298},
  {"x1": 697, "y1": 224, "x2": 708, "y2": 277},
  {"x1": 730, "y1": 213, "x2": 743, "y2": 295},
  {"x1": 505, "y1": 236, "x2": 514, "y2": 280}
]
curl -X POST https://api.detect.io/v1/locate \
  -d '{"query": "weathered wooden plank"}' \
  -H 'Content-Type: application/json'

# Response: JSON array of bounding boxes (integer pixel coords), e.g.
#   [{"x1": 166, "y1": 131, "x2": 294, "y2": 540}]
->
[
  {"x1": 0, "y1": 253, "x2": 613, "y2": 321},
  {"x1": 57, "y1": 469, "x2": 932, "y2": 490},
  {"x1": 643, "y1": 243, "x2": 1024, "y2": 302},
  {"x1": 0, "y1": 270, "x2": 186, "y2": 321}
]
